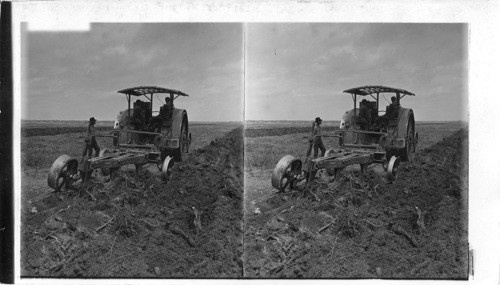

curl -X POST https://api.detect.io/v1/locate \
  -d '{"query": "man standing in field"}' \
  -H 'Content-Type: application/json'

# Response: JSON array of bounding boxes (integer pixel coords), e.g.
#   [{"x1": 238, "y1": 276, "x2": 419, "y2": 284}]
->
[
  {"x1": 306, "y1": 117, "x2": 326, "y2": 158},
  {"x1": 81, "y1": 117, "x2": 100, "y2": 161}
]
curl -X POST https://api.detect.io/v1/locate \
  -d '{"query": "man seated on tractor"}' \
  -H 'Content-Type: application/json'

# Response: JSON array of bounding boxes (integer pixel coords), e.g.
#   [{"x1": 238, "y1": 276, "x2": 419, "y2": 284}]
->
[
  {"x1": 375, "y1": 96, "x2": 400, "y2": 131},
  {"x1": 148, "y1": 97, "x2": 174, "y2": 132},
  {"x1": 159, "y1": 97, "x2": 174, "y2": 121},
  {"x1": 358, "y1": 99, "x2": 372, "y2": 130}
]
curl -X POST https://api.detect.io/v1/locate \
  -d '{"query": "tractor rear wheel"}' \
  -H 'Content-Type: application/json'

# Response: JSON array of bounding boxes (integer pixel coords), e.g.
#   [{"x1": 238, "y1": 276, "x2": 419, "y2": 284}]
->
[
  {"x1": 399, "y1": 115, "x2": 415, "y2": 162},
  {"x1": 413, "y1": 132, "x2": 419, "y2": 153},
  {"x1": 174, "y1": 119, "x2": 188, "y2": 161}
]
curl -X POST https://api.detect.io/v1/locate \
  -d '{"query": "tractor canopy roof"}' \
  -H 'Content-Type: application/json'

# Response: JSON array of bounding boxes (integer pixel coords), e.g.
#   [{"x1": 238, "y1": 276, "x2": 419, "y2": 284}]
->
[
  {"x1": 118, "y1": 86, "x2": 189, "y2": 97},
  {"x1": 343, "y1": 85, "x2": 415, "y2": 96}
]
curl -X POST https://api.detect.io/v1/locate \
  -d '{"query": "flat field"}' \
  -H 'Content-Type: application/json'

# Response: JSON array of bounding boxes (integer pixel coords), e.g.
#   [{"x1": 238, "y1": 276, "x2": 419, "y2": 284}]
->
[
  {"x1": 21, "y1": 121, "x2": 243, "y2": 277},
  {"x1": 244, "y1": 121, "x2": 468, "y2": 278}
]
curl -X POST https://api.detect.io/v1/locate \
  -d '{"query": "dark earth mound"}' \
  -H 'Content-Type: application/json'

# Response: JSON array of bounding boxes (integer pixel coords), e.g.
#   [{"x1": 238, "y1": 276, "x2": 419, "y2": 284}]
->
[
  {"x1": 244, "y1": 128, "x2": 468, "y2": 278},
  {"x1": 22, "y1": 127, "x2": 243, "y2": 278}
]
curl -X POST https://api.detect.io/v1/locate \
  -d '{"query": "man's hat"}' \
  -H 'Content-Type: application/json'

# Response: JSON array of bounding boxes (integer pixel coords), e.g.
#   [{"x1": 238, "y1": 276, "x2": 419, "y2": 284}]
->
[
  {"x1": 90, "y1": 117, "x2": 97, "y2": 122},
  {"x1": 391, "y1": 96, "x2": 396, "y2": 101},
  {"x1": 315, "y1": 117, "x2": 322, "y2": 123}
]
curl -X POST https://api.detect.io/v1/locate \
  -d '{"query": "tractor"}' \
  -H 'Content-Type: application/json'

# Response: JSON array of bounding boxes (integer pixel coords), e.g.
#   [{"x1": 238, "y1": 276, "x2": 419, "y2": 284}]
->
[
  {"x1": 271, "y1": 85, "x2": 418, "y2": 192},
  {"x1": 47, "y1": 86, "x2": 192, "y2": 192},
  {"x1": 112, "y1": 86, "x2": 191, "y2": 162},
  {"x1": 339, "y1": 85, "x2": 418, "y2": 162}
]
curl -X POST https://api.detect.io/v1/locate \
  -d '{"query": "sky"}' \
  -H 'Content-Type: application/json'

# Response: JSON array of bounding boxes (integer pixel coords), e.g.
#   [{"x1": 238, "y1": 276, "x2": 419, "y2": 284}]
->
[
  {"x1": 23, "y1": 23, "x2": 244, "y2": 122},
  {"x1": 245, "y1": 23, "x2": 468, "y2": 122},
  {"x1": 23, "y1": 23, "x2": 467, "y2": 122}
]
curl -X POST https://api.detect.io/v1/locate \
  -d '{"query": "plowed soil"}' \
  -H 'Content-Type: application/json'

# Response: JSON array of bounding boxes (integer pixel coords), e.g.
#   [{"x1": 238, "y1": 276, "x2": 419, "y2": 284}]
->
[
  {"x1": 244, "y1": 128, "x2": 468, "y2": 278},
  {"x1": 21, "y1": 127, "x2": 243, "y2": 278}
]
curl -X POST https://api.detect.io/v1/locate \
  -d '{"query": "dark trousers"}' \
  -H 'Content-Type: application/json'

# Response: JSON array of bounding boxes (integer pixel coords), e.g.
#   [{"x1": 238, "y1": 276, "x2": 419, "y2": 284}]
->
[
  {"x1": 82, "y1": 137, "x2": 100, "y2": 159},
  {"x1": 306, "y1": 137, "x2": 326, "y2": 158}
]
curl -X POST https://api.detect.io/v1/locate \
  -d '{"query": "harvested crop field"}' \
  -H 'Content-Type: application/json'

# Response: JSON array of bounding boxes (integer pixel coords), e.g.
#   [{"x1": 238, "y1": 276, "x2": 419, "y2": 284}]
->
[
  {"x1": 244, "y1": 121, "x2": 469, "y2": 278},
  {"x1": 21, "y1": 123, "x2": 243, "y2": 278}
]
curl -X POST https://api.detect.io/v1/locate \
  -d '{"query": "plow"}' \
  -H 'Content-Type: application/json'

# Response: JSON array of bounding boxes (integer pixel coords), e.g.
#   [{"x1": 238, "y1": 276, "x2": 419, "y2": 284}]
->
[
  {"x1": 272, "y1": 85, "x2": 418, "y2": 192},
  {"x1": 48, "y1": 86, "x2": 191, "y2": 192}
]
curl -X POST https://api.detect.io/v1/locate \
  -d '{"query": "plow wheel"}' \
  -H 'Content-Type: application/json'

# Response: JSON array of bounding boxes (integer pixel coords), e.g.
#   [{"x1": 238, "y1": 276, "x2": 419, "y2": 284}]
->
[
  {"x1": 386, "y1": 156, "x2": 400, "y2": 182},
  {"x1": 161, "y1": 156, "x2": 174, "y2": 182},
  {"x1": 271, "y1": 155, "x2": 303, "y2": 192},
  {"x1": 47, "y1": 155, "x2": 78, "y2": 192}
]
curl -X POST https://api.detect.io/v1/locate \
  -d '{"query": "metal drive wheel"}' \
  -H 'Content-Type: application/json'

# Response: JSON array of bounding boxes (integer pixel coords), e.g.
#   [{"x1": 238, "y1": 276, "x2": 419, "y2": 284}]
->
[
  {"x1": 161, "y1": 156, "x2": 174, "y2": 182},
  {"x1": 386, "y1": 155, "x2": 400, "y2": 182},
  {"x1": 187, "y1": 133, "x2": 192, "y2": 153},
  {"x1": 400, "y1": 114, "x2": 415, "y2": 162},
  {"x1": 271, "y1": 155, "x2": 303, "y2": 192},
  {"x1": 413, "y1": 132, "x2": 419, "y2": 153},
  {"x1": 47, "y1": 155, "x2": 78, "y2": 192},
  {"x1": 174, "y1": 119, "x2": 188, "y2": 161}
]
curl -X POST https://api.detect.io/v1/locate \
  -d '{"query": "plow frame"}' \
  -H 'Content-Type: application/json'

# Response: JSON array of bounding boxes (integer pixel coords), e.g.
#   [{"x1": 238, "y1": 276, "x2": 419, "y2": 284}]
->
[
  {"x1": 271, "y1": 129, "x2": 400, "y2": 192},
  {"x1": 47, "y1": 132, "x2": 175, "y2": 192}
]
